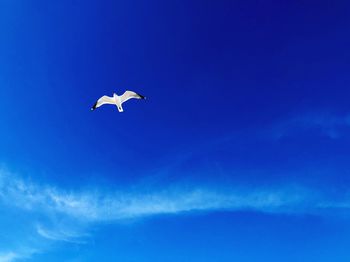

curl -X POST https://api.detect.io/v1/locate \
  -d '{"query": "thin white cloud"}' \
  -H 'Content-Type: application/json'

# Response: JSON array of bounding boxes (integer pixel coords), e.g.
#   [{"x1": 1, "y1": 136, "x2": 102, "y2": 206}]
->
[
  {"x1": 0, "y1": 170, "x2": 311, "y2": 223},
  {"x1": 0, "y1": 249, "x2": 38, "y2": 262},
  {"x1": 0, "y1": 167, "x2": 340, "y2": 254},
  {"x1": 0, "y1": 252, "x2": 18, "y2": 262},
  {"x1": 36, "y1": 225, "x2": 87, "y2": 244},
  {"x1": 270, "y1": 112, "x2": 350, "y2": 139}
]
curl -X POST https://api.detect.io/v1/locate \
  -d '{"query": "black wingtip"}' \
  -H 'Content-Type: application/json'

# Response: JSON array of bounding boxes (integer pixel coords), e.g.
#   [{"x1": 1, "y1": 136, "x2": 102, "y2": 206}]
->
[
  {"x1": 138, "y1": 93, "x2": 146, "y2": 99},
  {"x1": 91, "y1": 102, "x2": 97, "y2": 111}
]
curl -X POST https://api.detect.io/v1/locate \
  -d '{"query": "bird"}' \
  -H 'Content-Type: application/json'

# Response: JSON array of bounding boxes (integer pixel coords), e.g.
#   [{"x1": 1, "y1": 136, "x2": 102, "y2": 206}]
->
[{"x1": 91, "y1": 91, "x2": 146, "y2": 112}]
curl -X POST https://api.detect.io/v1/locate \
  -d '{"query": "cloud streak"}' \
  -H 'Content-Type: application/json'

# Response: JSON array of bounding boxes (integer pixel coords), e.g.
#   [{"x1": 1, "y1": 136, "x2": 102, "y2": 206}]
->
[
  {"x1": 0, "y1": 167, "x2": 347, "y2": 261},
  {"x1": 0, "y1": 249, "x2": 38, "y2": 262},
  {"x1": 0, "y1": 168, "x2": 316, "y2": 260},
  {"x1": 36, "y1": 225, "x2": 87, "y2": 244},
  {"x1": 0, "y1": 252, "x2": 18, "y2": 262},
  {"x1": 0, "y1": 170, "x2": 312, "y2": 223},
  {"x1": 270, "y1": 112, "x2": 350, "y2": 139}
]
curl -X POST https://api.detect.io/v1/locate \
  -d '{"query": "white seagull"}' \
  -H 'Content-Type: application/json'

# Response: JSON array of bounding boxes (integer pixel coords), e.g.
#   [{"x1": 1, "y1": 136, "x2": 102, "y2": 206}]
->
[{"x1": 91, "y1": 91, "x2": 146, "y2": 112}]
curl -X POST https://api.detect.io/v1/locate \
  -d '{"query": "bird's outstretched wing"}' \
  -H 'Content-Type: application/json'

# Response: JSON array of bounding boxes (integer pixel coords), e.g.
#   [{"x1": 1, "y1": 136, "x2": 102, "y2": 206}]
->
[
  {"x1": 120, "y1": 91, "x2": 146, "y2": 104},
  {"x1": 91, "y1": 95, "x2": 115, "y2": 110}
]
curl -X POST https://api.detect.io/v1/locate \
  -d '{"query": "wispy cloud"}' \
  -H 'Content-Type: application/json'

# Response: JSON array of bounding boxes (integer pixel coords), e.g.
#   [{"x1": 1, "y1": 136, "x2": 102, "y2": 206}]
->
[
  {"x1": 270, "y1": 112, "x2": 350, "y2": 139},
  {"x1": 36, "y1": 225, "x2": 87, "y2": 244},
  {"x1": 0, "y1": 252, "x2": 19, "y2": 262},
  {"x1": 0, "y1": 249, "x2": 38, "y2": 262},
  {"x1": 0, "y1": 170, "x2": 312, "y2": 223},
  {"x1": 0, "y1": 167, "x2": 347, "y2": 261}
]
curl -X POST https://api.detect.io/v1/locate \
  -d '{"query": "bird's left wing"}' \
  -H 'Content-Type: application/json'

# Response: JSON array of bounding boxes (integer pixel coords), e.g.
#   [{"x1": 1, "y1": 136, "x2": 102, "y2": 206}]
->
[
  {"x1": 91, "y1": 95, "x2": 115, "y2": 110},
  {"x1": 120, "y1": 91, "x2": 146, "y2": 104}
]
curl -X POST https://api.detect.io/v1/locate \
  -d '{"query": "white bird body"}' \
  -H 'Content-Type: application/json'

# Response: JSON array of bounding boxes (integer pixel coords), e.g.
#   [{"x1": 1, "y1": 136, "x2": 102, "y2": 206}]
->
[{"x1": 91, "y1": 91, "x2": 146, "y2": 112}]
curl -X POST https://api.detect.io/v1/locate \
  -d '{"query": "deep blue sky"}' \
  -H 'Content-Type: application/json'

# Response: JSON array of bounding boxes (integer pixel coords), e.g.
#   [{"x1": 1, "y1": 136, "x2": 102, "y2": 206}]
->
[{"x1": 1, "y1": 1, "x2": 350, "y2": 261}]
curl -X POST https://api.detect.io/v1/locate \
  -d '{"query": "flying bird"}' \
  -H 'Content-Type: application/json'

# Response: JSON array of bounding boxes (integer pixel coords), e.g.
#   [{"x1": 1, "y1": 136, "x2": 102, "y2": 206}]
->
[{"x1": 91, "y1": 91, "x2": 146, "y2": 112}]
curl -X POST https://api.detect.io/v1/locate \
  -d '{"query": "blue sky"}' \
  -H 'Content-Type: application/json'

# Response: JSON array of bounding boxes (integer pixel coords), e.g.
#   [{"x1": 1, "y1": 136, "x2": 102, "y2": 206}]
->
[{"x1": 1, "y1": 0, "x2": 350, "y2": 261}]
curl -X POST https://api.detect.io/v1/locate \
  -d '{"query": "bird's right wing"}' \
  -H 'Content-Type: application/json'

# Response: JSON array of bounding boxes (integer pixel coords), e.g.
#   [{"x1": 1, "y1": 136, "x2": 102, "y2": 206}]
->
[
  {"x1": 91, "y1": 95, "x2": 115, "y2": 110},
  {"x1": 120, "y1": 91, "x2": 146, "y2": 104}
]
